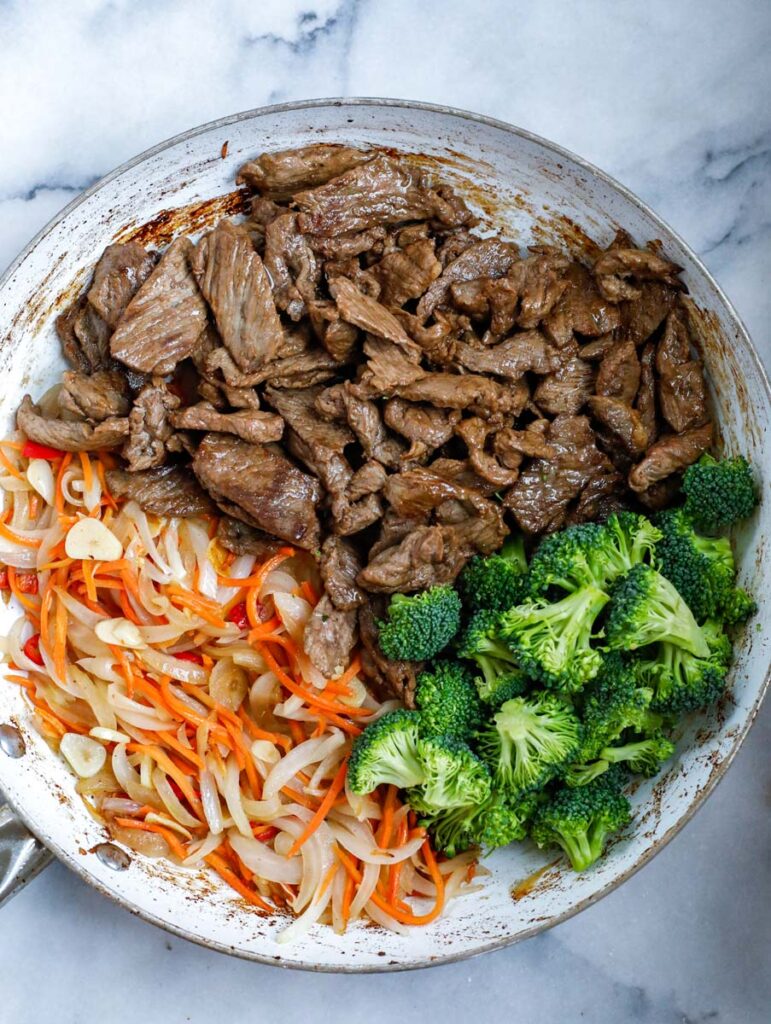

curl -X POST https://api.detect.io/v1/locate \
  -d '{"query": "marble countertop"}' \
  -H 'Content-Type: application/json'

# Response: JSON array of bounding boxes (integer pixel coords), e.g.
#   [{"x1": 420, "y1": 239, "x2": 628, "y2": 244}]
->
[{"x1": 0, "y1": 1, "x2": 769, "y2": 1021}]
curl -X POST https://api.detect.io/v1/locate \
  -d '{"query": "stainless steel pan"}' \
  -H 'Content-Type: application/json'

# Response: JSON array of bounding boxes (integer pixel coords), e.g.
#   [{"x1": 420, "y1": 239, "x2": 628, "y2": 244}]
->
[{"x1": 0, "y1": 99, "x2": 768, "y2": 971}]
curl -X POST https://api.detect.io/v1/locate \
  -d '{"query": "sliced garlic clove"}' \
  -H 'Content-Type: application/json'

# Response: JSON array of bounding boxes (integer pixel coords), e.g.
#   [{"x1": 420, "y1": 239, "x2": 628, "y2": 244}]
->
[
  {"x1": 89, "y1": 726, "x2": 131, "y2": 744},
  {"x1": 95, "y1": 617, "x2": 146, "y2": 649},
  {"x1": 251, "y1": 739, "x2": 280, "y2": 764},
  {"x1": 26, "y1": 459, "x2": 56, "y2": 506},
  {"x1": 60, "y1": 733, "x2": 107, "y2": 778},
  {"x1": 65, "y1": 518, "x2": 123, "y2": 562}
]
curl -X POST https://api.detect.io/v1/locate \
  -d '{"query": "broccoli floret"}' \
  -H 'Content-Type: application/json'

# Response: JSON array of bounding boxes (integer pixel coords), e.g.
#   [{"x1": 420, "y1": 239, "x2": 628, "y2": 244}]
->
[
  {"x1": 421, "y1": 789, "x2": 542, "y2": 857},
  {"x1": 414, "y1": 660, "x2": 484, "y2": 741},
  {"x1": 475, "y1": 693, "x2": 582, "y2": 796},
  {"x1": 682, "y1": 453, "x2": 758, "y2": 531},
  {"x1": 634, "y1": 619, "x2": 732, "y2": 715},
  {"x1": 407, "y1": 736, "x2": 491, "y2": 814},
  {"x1": 655, "y1": 507, "x2": 736, "y2": 621},
  {"x1": 347, "y1": 710, "x2": 424, "y2": 795},
  {"x1": 456, "y1": 609, "x2": 526, "y2": 700},
  {"x1": 575, "y1": 652, "x2": 656, "y2": 762},
  {"x1": 499, "y1": 586, "x2": 609, "y2": 692},
  {"x1": 601, "y1": 733, "x2": 675, "y2": 776},
  {"x1": 377, "y1": 585, "x2": 462, "y2": 661},
  {"x1": 527, "y1": 522, "x2": 608, "y2": 596},
  {"x1": 530, "y1": 772, "x2": 632, "y2": 871},
  {"x1": 721, "y1": 587, "x2": 757, "y2": 625},
  {"x1": 605, "y1": 563, "x2": 710, "y2": 657},
  {"x1": 458, "y1": 536, "x2": 528, "y2": 613}
]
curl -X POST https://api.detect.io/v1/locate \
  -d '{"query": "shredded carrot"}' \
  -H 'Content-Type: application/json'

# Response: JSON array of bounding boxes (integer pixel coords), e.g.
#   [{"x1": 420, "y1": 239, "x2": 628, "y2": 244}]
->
[
  {"x1": 377, "y1": 785, "x2": 399, "y2": 849},
  {"x1": 79, "y1": 451, "x2": 94, "y2": 494},
  {"x1": 299, "y1": 580, "x2": 319, "y2": 605},
  {"x1": 156, "y1": 730, "x2": 205, "y2": 770},
  {"x1": 127, "y1": 743, "x2": 202, "y2": 812},
  {"x1": 0, "y1": 518, "x2": 41, "y2": 548},
  {"x1": 341, "y1": 864, "x2": 357, "y2": 926},
  {"x1": 204, "y1": 851, "x2": 272, "y2": 912},
  {"x1": 280, "y1": 785, "x2": 319, "y2": 811},
  {"x1": 6, "y1": 566, "x2": 41, "y2": 614},
  {"x1": 166, "y1": 585, "x2": 228, "y2": 628},
  {"x1": 258, "y1": 642, "x2": 366, "y2": 723},
  {"x1": 386, "y1": 818, "x2": 409, "y2": 903},
  {"x1": 0, "y1": 446, "x2": 24, "y2": 481},
  {"x1": 81, "y1": 559, "x2": 98, "y2": 604},
  {"x1": 287, "y1": 759, "x2": 348, "y2": 857},
  {"x1": 246, "y1": 614, "x2": 281, "y2": 642},
  {"x1": 54, "y1": 453, "x2": 73, "y2": 514},
  {"x1": 52, "y1": 593, "x2": 68, "y2": 683},
  {"x1": 236, "y1": 706, "x2": 291, "y2": 752}
]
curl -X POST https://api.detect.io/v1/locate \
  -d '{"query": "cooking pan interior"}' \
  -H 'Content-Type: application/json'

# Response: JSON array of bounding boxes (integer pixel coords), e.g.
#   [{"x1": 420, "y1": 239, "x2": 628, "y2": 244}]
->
[{"x1": 0, "y1": 100, "x2": 768, "y2": 971}]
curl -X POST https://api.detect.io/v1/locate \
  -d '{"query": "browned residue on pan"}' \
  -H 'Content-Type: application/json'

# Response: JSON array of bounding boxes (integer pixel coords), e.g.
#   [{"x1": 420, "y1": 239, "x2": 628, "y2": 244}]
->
[
  {"x1": 510, "y1": 858, "x2": 562, "y2": 901},
  {"x1": 114, "y1": 188, "x2": 251, "y2": 248}
]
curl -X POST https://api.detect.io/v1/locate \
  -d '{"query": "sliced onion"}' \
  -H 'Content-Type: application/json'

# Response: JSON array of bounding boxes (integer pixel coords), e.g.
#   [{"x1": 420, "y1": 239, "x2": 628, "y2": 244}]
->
[
  {"x1": 77, "y1": 657, "x2": 123, "y2": 685},
  {"x1": 228, "y1": 830, "x2": 303, "y2": 884},
  {"x1": 349, "y1": 860, "x2": 380, "y2": 921},
  {"x1": 100, "y1": 797, "x2": 144, "y2": 815},
  {"x1": 153, "y1": 768, "x2": 201, "y2": 828},
  {"x1": 220, "y1": 754, "x2": 252, "y2": 837},
  {"x1": 365, "y1": 897, "x2": 411, "y2": 936},
  {"x1": 110, "y1": 823, "x2": 168, "y2": 858},
  {"x1": 272, "y1": 592, "x2": 312, "y2": 645},
  {"x1": 262, "y1": 734, "x2": 342, "y2": 800},
  {"x1": 123, "y1": 501, "x2": 173, "y2": 576},
  {"x1": 250, "y1": 672, "x2": 279, "y2": 714},
  {"x1": 199, "y1": 769, "x2": 223, "y2": 835},
  {"x1": 56, "y1": 588, "x2": 106, "y2": 629},
  {"x1": 90, "y1": 726, "x2": 131, "y2": 744},
  {"x1": 0, "y1": 539, "x2": 38, "y2": 569},
  {"x1": 145, "y1": 812, "x2": 193, "y2": 840},
  {"x1": 328, "y1": 816, "x2": 424, "y2": 865},
  {"x1": 182, "y1": 831, "x2": 222, "y2": 867},
  {"x1": 26, "y1": 459, "x2": 55, "y2": 505},
  {"x1": 141, "y1": 646, "x2": 208, "y2": 684}
]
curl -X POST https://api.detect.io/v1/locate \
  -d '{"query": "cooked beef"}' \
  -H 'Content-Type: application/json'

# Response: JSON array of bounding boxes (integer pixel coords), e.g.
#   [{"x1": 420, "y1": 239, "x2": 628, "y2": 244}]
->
[
  {"x1": 110, "y1": 238, "x2": 208, "y2": 375},
  {"x1": 328, "y1": 276, "x2": 421, "y2": 357},
  {"x1": 87, "y1": 242, "x2": 157, "y2": 328},
  {"x1": 384, "y1": 398, "x2": 459, "y2": 460},
  {"x1": 171, "y1": 402, "x2": 284, "y2": 445},
  {"x1": 493, "y1": 422, "x2": 556, "y2": 464},
  {"x1": 58, "y1": 370, "x2": 131, "y2": 422},
  {"x1": 303, "y1": 596, "x2": 359, "y2": 678},
  {"x1": 348, "y1": 460, "x2": 388, "y2": 500},
  {"x1": 628, "y1": 422, "x2": 713, "y2": 493},
  {"x1": 320, "y1": 537, "x2": 365, "y2": 611},
  {"x1": 106, "y1": 465, "x2": 215, "y2": 517},
  {"x1": 122, "y1": 382, "x2": 180, "y2": 472},
  {"x1": 636, "y1": 341, "x2": 658, "y2": 447},
  {"x1": 307, "y1": 226, "x2": 388, "y2": 260},
  {"x1": 579, "y1": 334, "x2": 617, "y2": 362},
  {"x1": 621, "y1": 281, "x2": 677, "y2": 345},
  {"x1": 533, "y1": 346, "x2": 594, "y2": 415},
  {"x1": 455, "y1": 331, "x2": 559, "y2": 379},
  {"x1": 395, "y1": 372, "x2": 529, "y2": 418},
  {"x1": 56, "y1": 298, "x2": 112, "y2": 373},
  {"x1": 417, "y1": 238, "x2": 518, "y2": 318},
  {"x1": 327, "y1": 383, "x2": 404, "y2": 468},
  {"x1": 505, "y1": 414, "x2": 617, "y2": 534},
  {"x1": 636, "y1": 475, "x2": 683, "y2": 511},
  {"x1": 595, "y1": 339, "x2": 640, "y2": 404},
  {"x1": 588, "y1": 395, "x2": 648, "y2": 456},
  {"x1": 357, "y1": 336, "x2": 427, "y2": 393},
  {"x1": 357, "y1": 524, "x2": 463, "y2": 593},
  {"x1": 594, "y1": 247, "x2": 682, "y2": 303},
  {"x1": 207, "y1": 345, "x2": 345, "y2": 390},
  {"x1": 543, "y1": 263, "x2": 621, "y2": 348},
  {"x1": 215, "y1": 516, "x2": 282, "y2": 558},
  {"x1": 237, "y1": 144, "x2": 373, "y2": 200},
  {"x1": 455, "y1": 416, "x2": 520, "y2": 488},
  {"x1": 17, "y1": 394, "x2": 129, "y2": 452},
  {"x1": 358, "y1": 601, "x2": 421, "y2": 707},
  {"x1": 295, "y1": 154, "x2": 473, "y2": 236},
  {"x1": 193, "y1": 433, "x2": 321, "y2": 549},
  {"x1": 263, "y1": 212, "x2": 319, "y2": 320},
  {"x1": 191, "y1": 221, "x2": 283, "y2": 373},
  {"x1": 369, "y1": 239, "x2": 442, "y2": 307},
  {"x1": 565, "y1": 463, "x2": 625, "y2": 525},
  {"x1": 655, "y1": 309, "x2": 708, "y2": 432},
  {"x1": 512, "y1": 252, "x2": 571, "y2": 329},
  {"x1": 265, "y1": 385, "x2": 354, "y2": 453}
]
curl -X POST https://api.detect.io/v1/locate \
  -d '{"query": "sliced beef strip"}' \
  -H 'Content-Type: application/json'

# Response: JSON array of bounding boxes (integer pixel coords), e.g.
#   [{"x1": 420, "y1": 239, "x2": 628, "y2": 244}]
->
[
  {"x1": 533, "y1": 345, "x2": 594, "y2": 415},
  {"x1": 215, "y1": 516, "x2": 282, "y2": 558},
  {"x1": 384, "y1": 398, "x2": 459, "y2": 460},
  {"x1": 356, "y1": 336, "x2": 427, "y2": 394},
  {"x1": 565, "y1": 463, "x2": 625, "y2": 526},
  {"x1": 110, "y1": 237, "x2": 208, "y2": 375},
  {"x1": 87, "y1": 242, "x2": 157, "y2": 328},
  {"x1": 655, "y1": 308, "x2": 708, "y2": 433},
  {"x1": 191, "y1": 221, "x2": 283, "y2": 373},
  {"x1": 513, "y1": 252, "x2": 571, "y2": 329},
  {"x1": 621, "y1": 281, "x2": 677, "y2": 346},
  {"x1": 595, "y1": 339, "x2": 640, "y2": 404},
  {"x1": 294, "y1": 153, "x2": 473, "y2": 236},
  {"x1": 394, "y1": 372, "x2": 529, "y2": 419},
  {"x1": 16, "y1": 394, "x2": 129, "y2": 453},
  {"x1": 392, "y1": 310, "x2": 457, "y2": 365},
  {"x1": 588, "y1": 395, "x2": 649, "y2": 456},
  {"x1": 542, "y1": 263, "x2": 622, "y2": 348},
  {"x1": 348, "y1": 460, "x2": 387, "y2": 500},
  {"x1": 306, "y1": 226, "x2": 387, "y2": 260},
  {"x1": 579, "y1": 334, "x2": 617, "y2": 362},
  {"x1": 493, "y1": 422, "x2": 556, "y2": 465},
  {"x1": 303, "y1": 596, "x2": 359, "y2": 679},
  {"x1": 656, "y1": 308, "x2": 691, "y2": 376},
  {"x1": 327, "y1": 276, "x2": 422, "y2": 358},
  {"x1": 106, "y1": 465, "x2": 215, "y2": 517},
  {"x1": 594, "y1": 247, "x2": 682, "y2": 303},
  {"x1": 319, "y1": 536, "x2": 365, "y2": 611},
  {"x1": 636, "y1": 341, "x2": 658, "y2": 447},
  {"x1": 123, "y1": 381, "x2": 181, "y2": 472},
  {"x1": 307, "y1": 299, "x2": 360, "y2": 362},
  {"x1": 636, "y1": 475, "x2": 683, "y2": 512},
  {"x1": 58, "y1": 370, "x2": 131, "y2": 422},
  {"x1": 369, "y1": 239, "x2": 442, "y2": 307},
  {"x1": 264, "y1": 385, "x2": 354, "y2": 452},
  {"x1": 628, "y1": 422, "x2": 713, "y2": 493},
  {"x1": 56, "y1": 298, "x2": 112, "y2": 374},
  {"x1": 428, "y1": 458, "x2": 502, "y2": 498},
  {"x1": 206, "y1": 345, "x2": 346, "y2": 390},
  {"x1": 192, "y1": 433, "x2": 321, "y2": 549},
  {"x1": 262, "y1": 212, "x2": 319, "y2": 321},
  {"x1": 357, "y1": 524, "x2": 464, "y2": 593},
  {"x1": 504, "y1": 414, "x2": 617, "y2": 535},
  {"x1": 455, "y1": 331, "x2": 559, "y2": 379},
  {"x1": 237, "y1": 144, "x2": 373, "y2": 201},
  {"x1": 171, "y1": 402, "x2": 285, "y2": 445},
  {"x1": 455, "y1": 416, "x2": 520, "y2": 488},
  {"x1": 358, "y1": 601, "x2": 421, "y2": 708},
  {"x1": 417, "y1": 238, "x2": 519, "y2": 319},
  {"x1": 326, "y1": 382, "x2": 405, "y2": 469}
]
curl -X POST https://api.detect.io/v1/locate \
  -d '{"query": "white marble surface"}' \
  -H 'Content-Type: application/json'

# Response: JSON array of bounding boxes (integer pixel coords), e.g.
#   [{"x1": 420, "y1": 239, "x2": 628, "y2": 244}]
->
[{"x1": 0, "y1": 1, "x2": 770, "y2": 1020}]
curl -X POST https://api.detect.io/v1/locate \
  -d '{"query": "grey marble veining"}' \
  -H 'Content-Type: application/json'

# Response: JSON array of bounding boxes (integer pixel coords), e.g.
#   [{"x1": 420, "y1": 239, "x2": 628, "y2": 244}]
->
[{"x1": 0, "y1": 1, "x2": 769, "y2": 1021}]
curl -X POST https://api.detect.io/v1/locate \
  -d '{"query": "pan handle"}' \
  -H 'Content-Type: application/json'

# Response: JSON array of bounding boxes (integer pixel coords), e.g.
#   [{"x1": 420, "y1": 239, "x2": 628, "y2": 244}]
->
[{"x1": 0, "y1": 801, "x2": 52, "y2": 907}]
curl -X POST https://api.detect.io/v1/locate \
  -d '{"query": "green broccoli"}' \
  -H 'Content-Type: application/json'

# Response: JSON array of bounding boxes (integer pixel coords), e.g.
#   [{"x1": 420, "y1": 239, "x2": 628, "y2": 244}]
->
[
  {"x1": 605, "y1": 563, "x2": 710, "y2": 657},
  {"x1": 421, "y1": 789, "x2": 542, "y2": 857},
  {"x1": 347, "y1": 710, "x2": 425, "y2": 795},
  {"x1": 526, "y1": 522, "x2": 608, "y2": 596},
  {"x1": 530, "y1": 771, "x2": 632, "y2": 871},
  {"x1": 456, "y1": 609, "x2": 527, "y2": 702},
  {"x1": 589, "y1": 511, "x2": 662, "y2": 584},
  {"x1": 414, "y1": 661, "x2": 484, "y2": 741},
  {"x1": 573, "y1": 652, "x2": 657, "y2": 763},
  {"x1": 600, "y1": 734, "x2": 675, "y2": 776},
  {"x1": 721, "y1": 586, "x2": 757, "y2": 626},
  {"x1": 377, "y1": 585, "x2": 462, "y2": 661},
  {"x1": 499, "y1": 586, "x2": 609, "y2": 691},
  {"x1": 457, "y1": 535, "x2": 528, "y2": 613},
  {"x1": 682, "y1": 453, "x2": 758, "y2": 531},
  {"x1": 475, "y1": 693, "x2": 582, "y2": 795},
  {"x1": 407, "y1": 736, "x2": 491, "y2": 814},
  {"x1": 634, "y1": 619, "x2": 732, "y2": 715}
]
